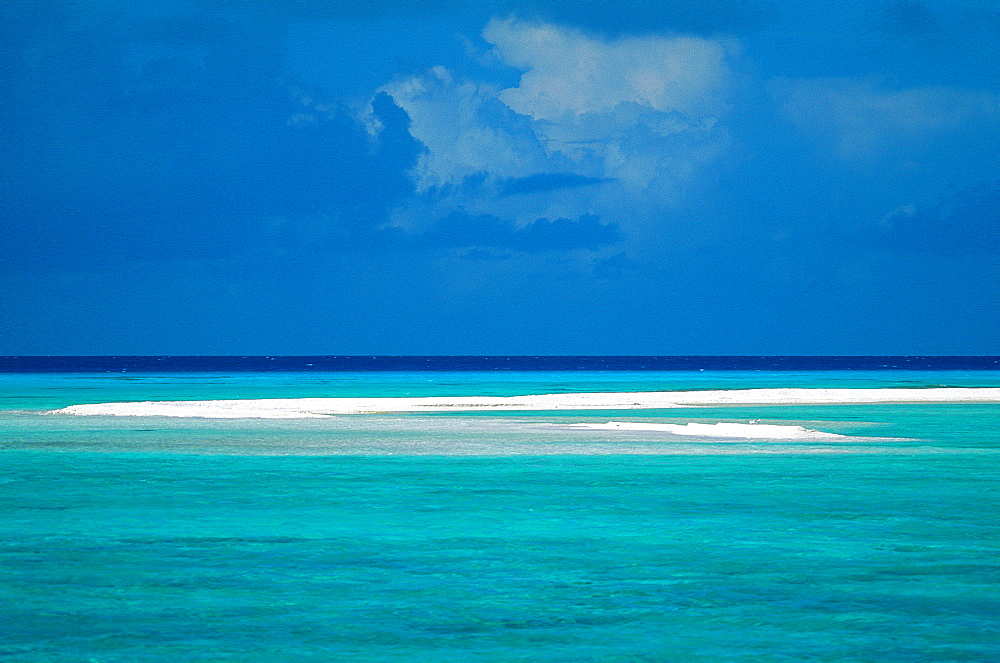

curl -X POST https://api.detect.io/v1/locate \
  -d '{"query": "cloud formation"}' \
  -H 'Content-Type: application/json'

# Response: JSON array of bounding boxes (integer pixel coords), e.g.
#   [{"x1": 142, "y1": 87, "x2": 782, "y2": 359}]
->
[
  {"x1": 377, "y1": 18, "x2": 733, "y2": 246},
  {"x1": 487, "y1": 19, "x2": 728, "y2": 120}
]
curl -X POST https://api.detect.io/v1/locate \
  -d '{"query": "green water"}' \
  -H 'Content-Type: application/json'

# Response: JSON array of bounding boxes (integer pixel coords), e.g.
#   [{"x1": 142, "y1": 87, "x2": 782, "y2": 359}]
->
[{"x1": 1, "y1": 371, "x2": 999, "y2": 660}]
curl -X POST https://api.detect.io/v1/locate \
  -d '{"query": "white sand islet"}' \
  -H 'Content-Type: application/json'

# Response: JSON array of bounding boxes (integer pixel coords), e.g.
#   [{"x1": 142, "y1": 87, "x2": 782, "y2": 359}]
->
[{"x1": 48, "y1": 387, "x2": 1000, "y2": 419}]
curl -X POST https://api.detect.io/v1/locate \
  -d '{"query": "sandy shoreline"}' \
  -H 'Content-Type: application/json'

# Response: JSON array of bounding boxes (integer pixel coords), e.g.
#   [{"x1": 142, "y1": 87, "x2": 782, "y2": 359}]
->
[{"x1": 47, "y1": 387, "x2": 1000, "y2": 419}]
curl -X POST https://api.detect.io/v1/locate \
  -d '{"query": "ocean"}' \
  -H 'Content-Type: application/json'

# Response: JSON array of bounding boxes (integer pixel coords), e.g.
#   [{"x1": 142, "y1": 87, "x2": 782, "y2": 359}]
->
[{"x1": 1, "y1": 357, "x2": 999, "y2": 661}]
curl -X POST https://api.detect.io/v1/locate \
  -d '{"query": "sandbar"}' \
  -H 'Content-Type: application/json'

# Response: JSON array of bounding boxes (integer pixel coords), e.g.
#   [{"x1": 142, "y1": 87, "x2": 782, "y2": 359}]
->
[{"x1": 47, "y1": 387, "x2": 1000, "y2": 419}]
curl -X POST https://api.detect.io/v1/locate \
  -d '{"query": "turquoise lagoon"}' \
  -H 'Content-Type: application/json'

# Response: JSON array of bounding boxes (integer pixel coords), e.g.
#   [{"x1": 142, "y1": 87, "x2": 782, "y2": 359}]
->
[{"x1": 1, "y1": 369, "x2": 999, "y2": 661}]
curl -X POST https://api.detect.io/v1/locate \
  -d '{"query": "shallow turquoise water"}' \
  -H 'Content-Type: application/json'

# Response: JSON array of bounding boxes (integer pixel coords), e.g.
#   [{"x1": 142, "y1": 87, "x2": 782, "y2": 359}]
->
[{"x1": 2, "y1": 371, "x2": 999, "y2": 660}]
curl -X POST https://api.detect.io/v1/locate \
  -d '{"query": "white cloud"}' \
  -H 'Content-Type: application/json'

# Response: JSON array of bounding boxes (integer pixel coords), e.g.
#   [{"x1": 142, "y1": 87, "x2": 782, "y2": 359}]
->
[
  {"x1": 485, "y1": 18, "x2": 729, "y2": 121},
  {"x1": 380, "y1": 65, "x2": 551, "y2": 190},
  {"x1": 376, "y1": 18, "x2": 734, "y2": 234},
  {"x1": 777, "y1": 78, "x2": 1000, "y2": 158}
]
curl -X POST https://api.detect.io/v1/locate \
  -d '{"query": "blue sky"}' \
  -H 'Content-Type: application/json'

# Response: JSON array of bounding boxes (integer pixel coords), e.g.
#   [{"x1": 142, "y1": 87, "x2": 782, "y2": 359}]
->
[{"x1": 2, "y1": 0, "x2": 998, "y2": 354}]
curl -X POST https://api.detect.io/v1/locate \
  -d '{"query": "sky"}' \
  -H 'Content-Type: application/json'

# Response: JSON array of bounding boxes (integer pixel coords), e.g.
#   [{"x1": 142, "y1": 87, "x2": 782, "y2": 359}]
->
[{"x1": 2, "y1": 0, "x2": 998, "y2": 355}]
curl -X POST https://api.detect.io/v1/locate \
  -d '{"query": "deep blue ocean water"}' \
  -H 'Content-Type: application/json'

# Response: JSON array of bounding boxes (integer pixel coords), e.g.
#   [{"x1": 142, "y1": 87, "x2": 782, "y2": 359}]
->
[{"x1": 1, "y1": 358, "x2": 999, "y2": 661}]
